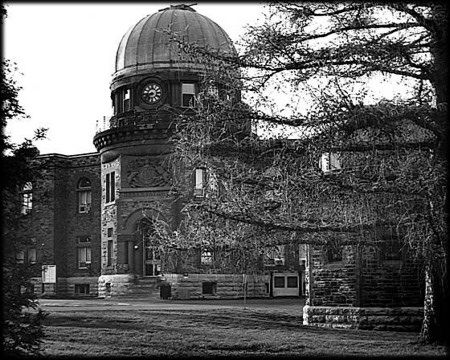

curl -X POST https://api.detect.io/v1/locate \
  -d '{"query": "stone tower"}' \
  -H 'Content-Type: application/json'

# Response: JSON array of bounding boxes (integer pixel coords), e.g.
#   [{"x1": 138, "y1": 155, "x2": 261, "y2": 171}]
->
[{"x1": 93, "y1": 4, "x2": 237, "y2": 296}]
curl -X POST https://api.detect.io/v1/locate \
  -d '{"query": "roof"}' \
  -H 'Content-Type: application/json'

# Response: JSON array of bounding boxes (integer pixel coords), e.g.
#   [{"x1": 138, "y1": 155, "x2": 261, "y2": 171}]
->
[{"x1": 113, "y1": 4, "x2": 237, "y2": 79}]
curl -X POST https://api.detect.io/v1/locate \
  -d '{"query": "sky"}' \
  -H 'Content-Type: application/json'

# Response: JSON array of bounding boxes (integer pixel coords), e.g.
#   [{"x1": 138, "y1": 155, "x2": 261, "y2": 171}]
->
[{"x1": 3, "y1": 2, "x2": 266, "y2": 155}]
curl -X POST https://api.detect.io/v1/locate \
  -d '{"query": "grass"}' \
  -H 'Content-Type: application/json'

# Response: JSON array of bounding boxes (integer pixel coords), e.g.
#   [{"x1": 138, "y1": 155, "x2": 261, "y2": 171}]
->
[{"x1": 40, "y1": 306, "x2": 446, "y2": 357}]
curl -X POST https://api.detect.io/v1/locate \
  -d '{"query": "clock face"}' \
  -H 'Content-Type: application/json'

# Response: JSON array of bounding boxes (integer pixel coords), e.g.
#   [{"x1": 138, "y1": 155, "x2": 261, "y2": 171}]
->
[{"x1": 141, "y1": 83, "x2": 162, "y2": 104}]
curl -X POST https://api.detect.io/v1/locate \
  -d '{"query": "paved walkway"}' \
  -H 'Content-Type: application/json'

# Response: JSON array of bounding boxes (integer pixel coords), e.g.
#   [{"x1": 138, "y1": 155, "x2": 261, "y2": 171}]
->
[{"x1": 38, "y1": 297, "x2": 305, "y2": 313}]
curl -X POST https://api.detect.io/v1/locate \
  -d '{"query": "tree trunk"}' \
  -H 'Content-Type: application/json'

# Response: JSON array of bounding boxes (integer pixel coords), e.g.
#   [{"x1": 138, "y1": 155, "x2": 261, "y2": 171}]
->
[
  {"x1": 420, "y1": 260, "x2": 449, "y2": 345},
  {"x1": 420, "y1": 264, "x2": 435, "y2": 343}
]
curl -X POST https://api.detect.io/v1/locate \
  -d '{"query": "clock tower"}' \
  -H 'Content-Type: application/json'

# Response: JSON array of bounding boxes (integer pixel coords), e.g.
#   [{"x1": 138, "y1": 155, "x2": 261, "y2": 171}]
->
[{"x1": 93, "y1": 4, "x2": 238, "y2": 296}]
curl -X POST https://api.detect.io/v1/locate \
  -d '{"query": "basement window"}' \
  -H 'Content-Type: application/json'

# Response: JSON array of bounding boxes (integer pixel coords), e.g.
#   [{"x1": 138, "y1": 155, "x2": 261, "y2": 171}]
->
[
  {"x1": 202, "y1": 281, "x2": 217, "y2": 295},
  {"x1": 75, "y1": 284, "x2": 90, "y2": 295}
]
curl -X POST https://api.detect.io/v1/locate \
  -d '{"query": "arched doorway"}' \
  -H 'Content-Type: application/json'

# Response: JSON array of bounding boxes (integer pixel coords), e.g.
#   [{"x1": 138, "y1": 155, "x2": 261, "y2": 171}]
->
[{"x1": 136, "y1": 218, "x2": 161, "y2": 277}]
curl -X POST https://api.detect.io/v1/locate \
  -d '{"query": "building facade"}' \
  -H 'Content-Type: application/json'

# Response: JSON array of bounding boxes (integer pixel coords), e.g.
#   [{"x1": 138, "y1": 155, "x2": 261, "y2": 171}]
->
[{"x1": 15, "y1": 4, "x2": 423, "y2": 331}]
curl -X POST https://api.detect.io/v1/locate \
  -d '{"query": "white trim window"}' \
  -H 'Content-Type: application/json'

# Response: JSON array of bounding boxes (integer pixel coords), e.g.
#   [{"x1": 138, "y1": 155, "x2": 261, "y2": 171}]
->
[
  {"x1": 194, "y1": 168, "x2": 205, "y2": 197},
  {"x1": 78, "y1": 246, "x2": 92, "y2": 269},
  {"x1": 201, "y1": 249, "x2": 212, "y2": 265},
  {"x1": 105, "y1": 171, "x2": 116, "y2": 203},
  {"x1": 21, "y1": 182, "x2": 33, "y2": 215},
  {"x1": 123, "y1": 88, "x2": 131, "y2": 111},
  {"x1": 320, "y1": 152, "x2": 341, "y2": 174},
  {"x1": 78, "y1": 178, "x2": 92, "y2": 213},
  {"x1": 181, "y1": 83, "x2": 196, "y2": 107}
]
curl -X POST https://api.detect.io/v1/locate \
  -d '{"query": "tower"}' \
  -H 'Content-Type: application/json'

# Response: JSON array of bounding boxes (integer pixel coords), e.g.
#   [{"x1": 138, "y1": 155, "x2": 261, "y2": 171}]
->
[{"x1": 93, "y1": 4, "x2": 238, "y2": 296}]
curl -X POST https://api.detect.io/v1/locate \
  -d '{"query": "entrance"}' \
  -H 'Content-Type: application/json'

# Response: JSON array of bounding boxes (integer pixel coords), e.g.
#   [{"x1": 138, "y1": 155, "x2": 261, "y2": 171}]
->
[
  {"x1": 138, "y1": 218, "x2": 162, "y2": 277},
  {"x1": 144, "y1": 243, "x2": 161, "y2": 276}
]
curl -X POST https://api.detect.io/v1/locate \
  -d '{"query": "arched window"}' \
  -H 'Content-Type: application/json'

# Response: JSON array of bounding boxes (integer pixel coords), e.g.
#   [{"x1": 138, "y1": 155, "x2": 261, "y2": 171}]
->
[{"x1": 77, "y1": 178, "x2": 92, "y2": 213}]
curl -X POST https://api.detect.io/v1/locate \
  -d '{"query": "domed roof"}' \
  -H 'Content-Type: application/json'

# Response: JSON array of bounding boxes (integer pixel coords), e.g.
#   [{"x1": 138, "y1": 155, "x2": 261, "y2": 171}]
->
[{"x1": 114, "y1": 4, "x2": 237, "y2": 79}]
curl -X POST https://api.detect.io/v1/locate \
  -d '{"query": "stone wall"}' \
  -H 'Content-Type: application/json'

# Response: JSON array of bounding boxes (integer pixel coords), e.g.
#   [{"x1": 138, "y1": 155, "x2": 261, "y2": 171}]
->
[
  {"x1": 98, "y1": 274, "x2": 136, "y2": 297},
  {"x1": 308, "y1": 245, "x2": 358, "y2": 306},
  {"x1": 360, "y1": 245, "x2": 422, "y2": 307},
  {"x1": 163, "y1": 273, "x2": 270, "y2": 299},
  {"x1": 303, "y1": 305, "x2": 423, "y2": 331}
]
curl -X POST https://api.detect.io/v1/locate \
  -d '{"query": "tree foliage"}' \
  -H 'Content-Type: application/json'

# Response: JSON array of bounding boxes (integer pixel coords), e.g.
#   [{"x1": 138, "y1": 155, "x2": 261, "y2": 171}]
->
[{"x1": 1, "y1": 6, "x2": 48, "y2": 356}]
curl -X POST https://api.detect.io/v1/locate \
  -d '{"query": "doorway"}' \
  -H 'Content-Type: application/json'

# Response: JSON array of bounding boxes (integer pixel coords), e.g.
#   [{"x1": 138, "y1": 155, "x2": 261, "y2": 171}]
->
[{"x1": 137, "y1": 218, "x2": 162, "y2": 277}]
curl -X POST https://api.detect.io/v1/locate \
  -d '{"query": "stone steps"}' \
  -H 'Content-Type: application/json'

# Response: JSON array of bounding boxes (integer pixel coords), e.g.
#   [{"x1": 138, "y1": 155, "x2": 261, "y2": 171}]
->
[{"x1": 123, "y1": 277, "x2": 162, "y2": 298}]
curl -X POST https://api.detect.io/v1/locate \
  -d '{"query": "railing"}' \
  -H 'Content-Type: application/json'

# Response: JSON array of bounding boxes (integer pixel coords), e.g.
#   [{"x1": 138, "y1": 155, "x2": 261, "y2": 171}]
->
[{"x1": 95, "y1": 110, "x2": 165, "y2": 134}]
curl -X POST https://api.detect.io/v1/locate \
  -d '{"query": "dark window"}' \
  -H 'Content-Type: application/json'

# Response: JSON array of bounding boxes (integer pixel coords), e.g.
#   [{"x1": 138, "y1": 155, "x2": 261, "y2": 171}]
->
[
  {"x1": 28, "y1": 248, "x2": 37, "y2": 264},
  {"x1": 202, "y1": 281, "x2": 217, "y2": 295},
  {"x1": 16, "y1": 251, "x2": 25, "y2": 264},
  {"x1": 274, "y1": 276, "x2": 285, "y2": 288},
  {"x1": 107, "y1": 228, "x2": 113, "y2": 238},
  {"x1": 382, "y1": 235, "x2": 402, "y2": 261},
  {"x1": 326, "y1": 241, "x2": 342, "y2": 263},
  {"x1": 107, "y1": 240, "x2": 113, "y2": 266},
  {"x1": 75, "y1": 284, "x2": 90, "y2": 295},
  {"x1": 105, "y1": 171, "x2": 115, "y2": 203},
  {"x1": 287, "y1": 276, "x2": 298, "y2": 288}
]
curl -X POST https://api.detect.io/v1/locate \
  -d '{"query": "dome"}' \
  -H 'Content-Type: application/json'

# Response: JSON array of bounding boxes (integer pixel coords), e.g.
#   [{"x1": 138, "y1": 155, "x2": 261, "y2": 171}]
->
[{"x1": 113, "y1": 4, "x2": 237, "y2": 80}]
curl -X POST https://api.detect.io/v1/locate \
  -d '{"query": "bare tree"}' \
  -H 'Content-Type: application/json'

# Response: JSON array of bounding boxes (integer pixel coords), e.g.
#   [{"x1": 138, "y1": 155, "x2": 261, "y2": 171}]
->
[{"x1": 159, "y1": 2, "x2": 447, "y2": 344}]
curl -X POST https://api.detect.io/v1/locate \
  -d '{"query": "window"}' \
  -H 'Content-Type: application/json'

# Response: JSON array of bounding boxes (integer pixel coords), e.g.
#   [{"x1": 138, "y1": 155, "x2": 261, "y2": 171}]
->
[
  {"x1": 320, "y1": 152, "x2": 341, "y2": 174},
  {"x1": 381, "y1": 234, "x2": 402, "y2": 261},
  {"x1": 181, "y1": 83, "x2": 196, "y2": 107},
  {"x1": 287, "y1": 276, "x2": 298, "y2": 288},
  {"x1": 28, "y1": 248, "x2": 37, "y2": 264},
  {"x1": 21, "y1": 182, "x2": 33, "y2": 215},
  {"x1": 75, "y1": 284, "x2": 90, "y2": 295},
  {"x1": 194, "y1": 168, "x2": 205, "y2": 197},
  {"x1": 206, "y1": 82, "x2": 219, "y2": 98},
  {"x1": 78, "y1": 247, "x2": 92, "y2": 269},
  {"x1": 264, "y1": 245, "x2": 285, "y2": 266},
  {"x1": 274, "y1": 276, "x2": 285, "y2": 288},
  {"x1": 202, "y1": 281, "x2": 217, "y2": 295},
  {"x1": 105, "y1": 171, "x2": 116, "y2": 203},
  {"x1": 77, "y1": 178, "x2": 92, "y2": 213},
  {"x1": 123, "y1": 88, "x2": 131, "y2": 111},
  {"x1": 326, "y1": 241, "x2": 342, "y2": 263},
  {"x1": 107, "y1": 240, "x2": 113, "y2": 267},
  {"x1": 16, "y1": 251, "x2": 25, "y2": 264},
  {"x1": 201, "y1": 249, "x2": 212, "y2": 265}
]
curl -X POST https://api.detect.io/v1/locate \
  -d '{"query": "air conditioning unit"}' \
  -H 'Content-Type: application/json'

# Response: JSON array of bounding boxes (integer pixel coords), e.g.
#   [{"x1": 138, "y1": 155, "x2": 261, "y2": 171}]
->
[{"x1": 275, "y1": 258, "x2": 285, "y2": 266}]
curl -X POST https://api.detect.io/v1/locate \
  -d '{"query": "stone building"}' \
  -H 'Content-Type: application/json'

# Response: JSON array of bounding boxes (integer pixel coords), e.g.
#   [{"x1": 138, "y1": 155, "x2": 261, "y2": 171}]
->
[
  {"x1": 17, "y1": 5, "x2": 304, "y2": 301},
  {"x1": 15, "y1": 4, "x2": 423, "y2": 331}
]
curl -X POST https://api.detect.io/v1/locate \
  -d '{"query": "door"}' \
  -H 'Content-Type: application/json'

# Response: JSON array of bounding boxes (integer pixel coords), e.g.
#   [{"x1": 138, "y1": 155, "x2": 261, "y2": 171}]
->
[
  {"x1": 144, "y1": 243, "x2": 161, "y2": 276},
  {"x1": 272, "y1": 272, "x2": 300, "y2": 297}
]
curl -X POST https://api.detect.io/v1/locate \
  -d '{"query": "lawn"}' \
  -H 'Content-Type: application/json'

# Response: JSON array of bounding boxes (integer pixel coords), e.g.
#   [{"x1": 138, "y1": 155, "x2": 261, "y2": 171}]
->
[{"x1": 39, "y1": 305, "x2": 446, "y2": 357}]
